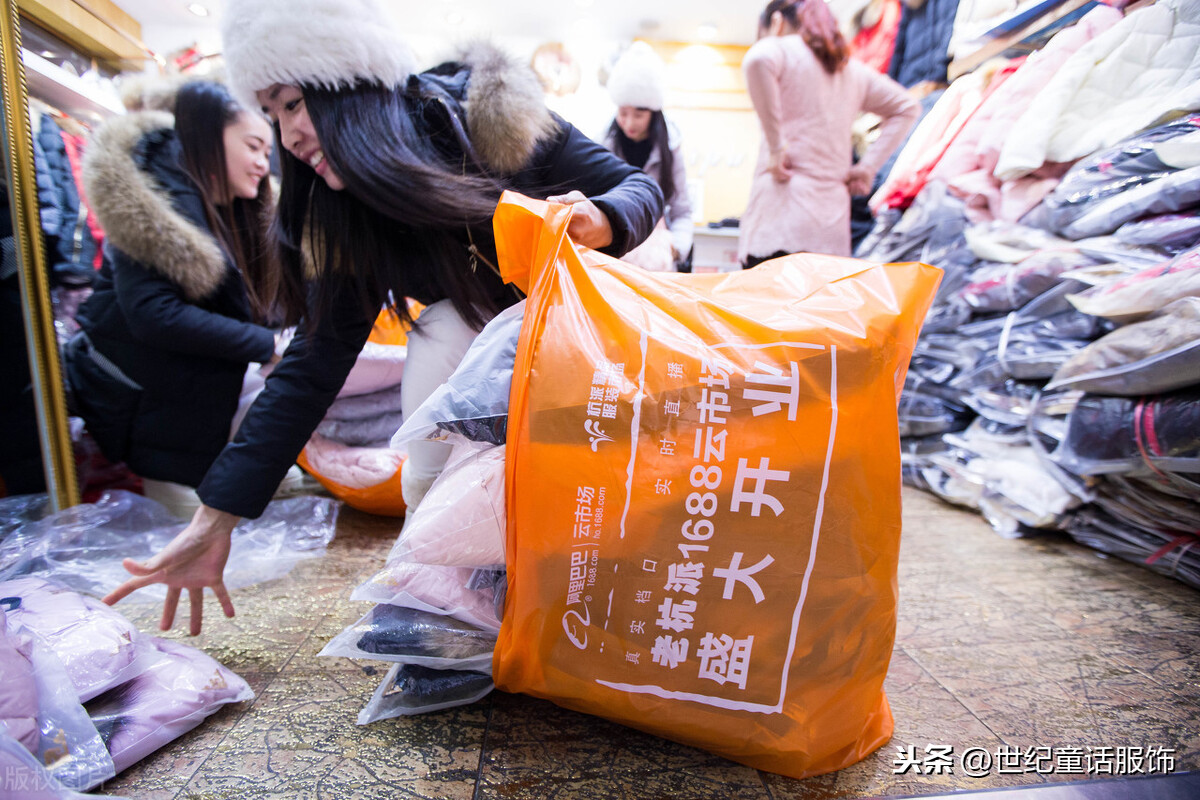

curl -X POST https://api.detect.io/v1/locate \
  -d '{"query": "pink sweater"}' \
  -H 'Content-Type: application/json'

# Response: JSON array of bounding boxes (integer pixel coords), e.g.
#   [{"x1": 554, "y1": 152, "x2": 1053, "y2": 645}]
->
[{"x1": 740, "y1": 34, "x2": 918, "y2": 261}]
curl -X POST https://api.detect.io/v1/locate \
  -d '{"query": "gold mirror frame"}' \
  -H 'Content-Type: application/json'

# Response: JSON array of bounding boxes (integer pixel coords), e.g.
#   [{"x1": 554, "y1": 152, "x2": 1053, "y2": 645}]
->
[{"x1": 1, "y1": 0, "x2": 80, "y2": 509}]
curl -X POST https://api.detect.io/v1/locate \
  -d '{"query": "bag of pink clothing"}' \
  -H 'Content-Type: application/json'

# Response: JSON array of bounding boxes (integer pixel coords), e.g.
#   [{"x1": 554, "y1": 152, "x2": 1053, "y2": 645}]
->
[
  {"x1": 0, "y1": 611, "x2": 40, "y2": 753},
  {"x1": 0, "y1": 577, "x2": 142, "y2": 703},
  {"x1": 84, "y1": 636, "x2": 253, "y2": 775},
  {"x1": 389, "y1": 441, "x2": 507, "y2": 569},
  {"x1": 352, "y1": 561, "x2": 500, "y2": 631}
]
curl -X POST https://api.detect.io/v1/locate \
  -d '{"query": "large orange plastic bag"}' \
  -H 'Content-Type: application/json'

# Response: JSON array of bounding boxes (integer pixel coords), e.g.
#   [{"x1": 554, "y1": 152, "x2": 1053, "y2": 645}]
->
[{"x1": 492, "y1": 192, "x2": 941, "y2": 779}]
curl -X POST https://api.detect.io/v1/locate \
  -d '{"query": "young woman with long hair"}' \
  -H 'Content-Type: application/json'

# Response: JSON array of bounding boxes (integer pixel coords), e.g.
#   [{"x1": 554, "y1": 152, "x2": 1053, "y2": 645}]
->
[
  {"x1": 102, "y1": 0, "x2": 664, "y2": 634},
  {"x1": 65, "y1": 79, "x2": 277, "y2": 514}
]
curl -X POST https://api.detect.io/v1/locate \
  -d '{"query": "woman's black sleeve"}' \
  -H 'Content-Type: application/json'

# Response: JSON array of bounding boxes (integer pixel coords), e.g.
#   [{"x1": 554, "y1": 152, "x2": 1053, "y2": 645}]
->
[{"x1": 516, "y1": 115, "x2": 665, "y2": 257}]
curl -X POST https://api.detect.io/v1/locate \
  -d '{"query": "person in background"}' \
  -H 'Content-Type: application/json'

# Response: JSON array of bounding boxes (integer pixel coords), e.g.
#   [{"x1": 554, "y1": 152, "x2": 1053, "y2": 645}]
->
[
  {"x1": 101, "y1": 0, "x2": 663, "y2": 635},
  {"x1": 64, "y1": 80, "x2": 278, "y2": 519},
  {"x1": 601, "y1": 41, "x2": 694, "y2": 272},
  {"x1": 739, "y1": 0, "x2": 919, "y2": 267}
]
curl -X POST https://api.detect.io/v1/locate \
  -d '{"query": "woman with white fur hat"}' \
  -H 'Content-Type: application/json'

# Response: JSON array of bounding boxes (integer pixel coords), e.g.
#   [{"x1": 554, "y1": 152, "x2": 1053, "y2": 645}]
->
[
  {"x1": 601, "y1": 41, "x2": 694, "y2": 272},
  {"x1": 102, "y1": 0, "x2": 664, "y2": 634}
]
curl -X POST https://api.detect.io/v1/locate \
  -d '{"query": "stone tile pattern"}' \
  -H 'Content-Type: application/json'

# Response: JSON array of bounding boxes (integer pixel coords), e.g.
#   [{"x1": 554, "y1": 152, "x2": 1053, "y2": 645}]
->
[{"x1": 97, "y1": 492, "x2": 1200, "y2": 799}]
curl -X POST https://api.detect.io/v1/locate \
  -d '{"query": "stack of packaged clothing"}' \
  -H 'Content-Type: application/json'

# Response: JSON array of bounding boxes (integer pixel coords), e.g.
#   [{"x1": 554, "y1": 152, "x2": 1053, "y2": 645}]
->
[
  {"x1": 859, "y1": 0, "x2": 1200, "y2": 586},
  {"x1": 319, "y1": 303, "x2": 524, "y2": 722},
  {"x1": 1, "y1": 577, "x2": 252, "y2": 796}
]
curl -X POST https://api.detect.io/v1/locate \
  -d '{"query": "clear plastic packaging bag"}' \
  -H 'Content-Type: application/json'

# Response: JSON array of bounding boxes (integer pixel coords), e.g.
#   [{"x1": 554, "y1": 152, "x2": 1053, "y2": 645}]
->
[
  {"x1": 24, "y1": 628, "x2": 116, "y2": 790},
  {"x1": 0, "y1": 577, "x2": 143, "y2": 703},
  {"x1": 386, "y1": 441, "x2": 506, "y2": 570},
  {"x1": 1028, "y1": 114, "x2": 1200, "y2": 235},
  {"x1": 1046, "y1": 297, "x2": 1200, "y2": 395},
  {"x1": 84, "y1": 636, "x2": 254, "y2": 775},
  {"x1": 319, "y1": 603, "x2": 496, "y2": 671},
  {"x1": 351, "y1": 560, "x2": 501, "y2": 632},
  {"x1": 1114, "y1": 210, "x2": 1200, "y2": 252},
  {"x1": 1052, "y1": 387, "x2": 1200, "y2": 476},
  {"x1": 390, "y1": 301, "x2": 524, "y2": 453},
  {"x1": 1067, "y1": 247, "x2": 1200, "y2": 324},
  {"x1": 0, "y1": 491, "x2": 338, "y2": 601},
  {"x1": 0, "y1": 728, "x2": 128, "y2": 800},
  {"x1": 357, "y1": 663, "x2": 493, "y2": 724}
]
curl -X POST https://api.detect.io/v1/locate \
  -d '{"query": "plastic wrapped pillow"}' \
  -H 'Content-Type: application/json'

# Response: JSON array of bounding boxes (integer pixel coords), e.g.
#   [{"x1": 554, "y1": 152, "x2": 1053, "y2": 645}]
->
[
  {"x1": 0, "y1": 577, "x2": 141, "y2": 703},
  {"x1": 358, "y1": 663, "x2": 493, "y2": 724},
  {"x1": 84, "y1": 636, "x2": 253, "y2": 775}
]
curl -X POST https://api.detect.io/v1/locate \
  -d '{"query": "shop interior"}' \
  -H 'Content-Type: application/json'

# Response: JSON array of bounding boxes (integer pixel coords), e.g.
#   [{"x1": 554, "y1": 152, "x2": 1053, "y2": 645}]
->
[{"x1": 1, "y1": 0, "x2": 1198, "y2": 798}]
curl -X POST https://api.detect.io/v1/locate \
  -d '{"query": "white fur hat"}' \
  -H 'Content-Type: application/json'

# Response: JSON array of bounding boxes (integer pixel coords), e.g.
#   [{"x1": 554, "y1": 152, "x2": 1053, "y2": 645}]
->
[
  {"x1": 220, "y1": 0, "x2": 417, "y2": 110},
  {"x1": 606, "y1": 41, "x2": 666, "y2": 111}
]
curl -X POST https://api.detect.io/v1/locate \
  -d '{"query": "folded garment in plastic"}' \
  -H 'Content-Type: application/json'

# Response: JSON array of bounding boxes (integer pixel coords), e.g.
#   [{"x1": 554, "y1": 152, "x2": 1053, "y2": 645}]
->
[
  {"x1": 320, "y1": 603, "x2": 496, "y2": 671},
  {"x1": 0, "y1": 577, "x2": 142, "y2": 703},
  {"x1": 1047, "y1": 297, "x2": 1200, "y2": 395},
  {"x1": 390, "y1": 301, "x2": 524, "y2": 453},
  {"x1": 1053, "y1": 387, "x2": 1200, "y2": 476},
  {"x1": 84, "y1": 636, "x2": 253, "y2": 776},
  {"x1": 357, "y1": 663, "x2": 494, "y2": 724}
]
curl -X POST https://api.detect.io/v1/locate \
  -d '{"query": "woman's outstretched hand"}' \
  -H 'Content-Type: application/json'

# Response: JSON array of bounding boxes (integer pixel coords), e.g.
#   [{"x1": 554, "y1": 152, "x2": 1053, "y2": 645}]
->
[
  {"x1": 102, "y1": 504, "x2": 240, "y2": 636},
  {"x1": 546, "y1": 191, "x2": 614, "y2": 250}
]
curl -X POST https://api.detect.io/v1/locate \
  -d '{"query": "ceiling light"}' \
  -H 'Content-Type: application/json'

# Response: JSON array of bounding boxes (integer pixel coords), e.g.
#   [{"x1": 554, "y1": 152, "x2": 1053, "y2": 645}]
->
[
  {"x1": 187, "y1": 3, "x2": 210, "y2": 16},
  {"x1": 697, "y1": 23, "x2": 718, "y2": 42}
]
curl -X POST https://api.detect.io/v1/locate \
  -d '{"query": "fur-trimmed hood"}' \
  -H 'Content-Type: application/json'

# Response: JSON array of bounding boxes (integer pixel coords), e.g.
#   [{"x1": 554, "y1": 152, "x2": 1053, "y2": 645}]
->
[
  {"x1": 83, "y1": 111, "x2": 227, "y2": 301},
  {"x1": 454, "y1": 41, "x2": 558, "y2": 175}
]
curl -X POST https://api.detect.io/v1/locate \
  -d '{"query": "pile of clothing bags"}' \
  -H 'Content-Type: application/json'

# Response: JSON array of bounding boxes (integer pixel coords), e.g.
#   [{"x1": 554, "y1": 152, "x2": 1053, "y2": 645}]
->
[
  {"x1": 858, "y1": 0, "x2": 1200, "y2": 587},
  {"x1": 1, "y1": 577, "x2": 252, "y2": 796}
]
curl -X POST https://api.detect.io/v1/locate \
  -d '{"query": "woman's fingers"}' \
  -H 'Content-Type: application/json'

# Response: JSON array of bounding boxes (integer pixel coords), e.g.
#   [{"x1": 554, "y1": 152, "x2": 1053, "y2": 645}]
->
[
  {"x1": 102, "y1": 567, "x2": 161, "y2": 606},
  {"x1": 189, "y1": 587, "x2": 205, "y2": 636},
  {"x1": 161, "y1": 586, "x2": 181, "y2": 631},
  {"x1": 214, "y1": 582, "x2": 236, "y2": 619}
]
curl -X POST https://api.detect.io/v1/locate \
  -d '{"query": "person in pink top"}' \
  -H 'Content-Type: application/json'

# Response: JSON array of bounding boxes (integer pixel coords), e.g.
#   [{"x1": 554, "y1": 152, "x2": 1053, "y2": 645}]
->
[{"x1": 739, "y1": 0, "x2": 919, "y2": 267}]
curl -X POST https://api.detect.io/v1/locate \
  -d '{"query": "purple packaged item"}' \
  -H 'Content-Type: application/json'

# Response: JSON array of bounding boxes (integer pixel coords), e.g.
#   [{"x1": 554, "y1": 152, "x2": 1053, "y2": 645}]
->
[
  {"x1": 85, "y1": 636, "x2": 253, "y2": 774},
  {"x1": 0, "y1": 611, "x2": 40, "y2": 752},
  {"x1": 0, "y1": 577, "x2": 141, "y2": 703}
]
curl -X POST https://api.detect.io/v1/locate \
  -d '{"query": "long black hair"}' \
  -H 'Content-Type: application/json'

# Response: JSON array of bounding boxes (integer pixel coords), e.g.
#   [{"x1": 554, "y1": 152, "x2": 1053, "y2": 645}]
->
[
  {"x1": 253, "y1": 80, "x2": 506, "y2": 332},
  {"x1": 608, "y1": 110, "x2": 676, "y2": 207},
  {"x1": 173, "y1": 80, "x2": 272, "y2": 316}
]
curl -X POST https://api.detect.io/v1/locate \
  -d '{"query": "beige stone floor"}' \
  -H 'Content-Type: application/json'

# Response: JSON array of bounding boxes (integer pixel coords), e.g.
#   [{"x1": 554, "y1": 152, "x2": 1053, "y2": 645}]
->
[{"x1": 100, "y1": 487, "x2": 1200, "y2": 799}]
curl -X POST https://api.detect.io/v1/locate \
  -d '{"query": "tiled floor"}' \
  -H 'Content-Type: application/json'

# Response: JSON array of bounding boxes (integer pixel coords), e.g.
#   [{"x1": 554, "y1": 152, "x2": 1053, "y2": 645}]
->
[{"x1": 99, "y1": 488, "x2": 1200, "y2": 799}]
